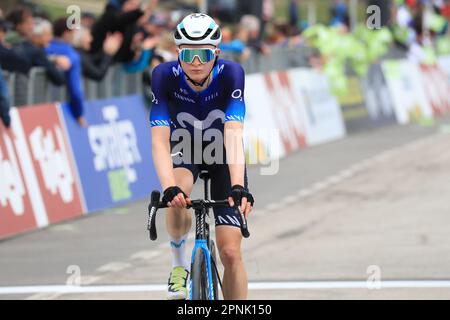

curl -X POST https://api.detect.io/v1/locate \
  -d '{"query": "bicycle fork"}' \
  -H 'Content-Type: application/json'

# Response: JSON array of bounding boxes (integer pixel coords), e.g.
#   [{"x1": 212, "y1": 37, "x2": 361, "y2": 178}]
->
[{"x1": 189, "y1": 206, "x2": 215, "y2": 300}]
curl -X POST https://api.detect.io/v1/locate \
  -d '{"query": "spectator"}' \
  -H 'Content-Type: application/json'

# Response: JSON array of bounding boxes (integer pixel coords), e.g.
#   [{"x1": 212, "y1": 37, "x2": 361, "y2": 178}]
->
[
  {"x1": 240, "y1": 14, "x2": 269, "y2": 55},
  {"x1": 154, "y1": 30, "x2": 177, "y2": 62},
  {"x1": 90, "y1": 0, "x2": 158, "y2": 63},
  {"x1": 0, "y1": 22, "x2": 31, "y2": 128},
  {"x1": 0, "y1": 18, "x2": 7, "y2": 44},
  {"x1": 46, "y1": 18, "x2": 86, "y2": 127},
  {"x1": 4, "y1": 6, "x2": 34, "y2": 45},
  {"x1": 330, "y1": 0, "x2": 349, "y2": 28},
  {"x1": 124, "y1": 32, "x2": 159, "y2": 73},
  {"x1": 3, "y1": 8, "x2": 67, "y2": 85},
  {"x1": 0, "y1": 39, "x2": 31, "y2": 74},
  {"x1": 0, "y1": 67, "x2": 11, "y2": 128},
  {"x1": 289, "y1": 0, "x2": 300, "y2": 28},
  {"x1": 73, "y1": 27, "x2": 123, "y2": 80},
  {"x1": 81, "y1": 12, "x2": 97, "y2": 29},
  {"x1": 219, "y1": 26, "x2": 251, "y2": 61},
  {"x1": 13, "y1": 18, "x2": 68, "y2": 86}
]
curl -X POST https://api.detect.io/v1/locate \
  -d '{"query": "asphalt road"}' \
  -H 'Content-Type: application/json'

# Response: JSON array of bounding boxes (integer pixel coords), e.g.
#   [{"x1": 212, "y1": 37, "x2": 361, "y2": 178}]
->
[{"x1": 1, "y1": 117, "x2": 450, "y2": 300}]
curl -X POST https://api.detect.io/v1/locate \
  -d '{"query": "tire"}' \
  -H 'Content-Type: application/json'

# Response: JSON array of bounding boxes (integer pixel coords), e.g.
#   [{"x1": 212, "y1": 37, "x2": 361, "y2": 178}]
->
[
  {"x1": 210, "y1": 241, "x2": 219, "y2": 300},
  {"x1": 191, "y1": 248, "x2": 208, "y2": 300}
]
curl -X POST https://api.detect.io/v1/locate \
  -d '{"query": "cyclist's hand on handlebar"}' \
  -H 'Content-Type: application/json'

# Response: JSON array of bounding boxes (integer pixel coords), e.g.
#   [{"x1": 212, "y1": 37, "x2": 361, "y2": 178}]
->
[
  {"x1": 162, "y1": 186, "x2": 191, "y2": 208},
  {"x1": 229, "y1": 185, "x2": 255, "y2": 219}
]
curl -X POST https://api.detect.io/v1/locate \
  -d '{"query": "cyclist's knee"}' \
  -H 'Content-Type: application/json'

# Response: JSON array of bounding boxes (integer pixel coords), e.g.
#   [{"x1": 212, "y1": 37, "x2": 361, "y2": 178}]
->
[{"x1": 219, "y1": 246, "x2": 242, "y2": 268}]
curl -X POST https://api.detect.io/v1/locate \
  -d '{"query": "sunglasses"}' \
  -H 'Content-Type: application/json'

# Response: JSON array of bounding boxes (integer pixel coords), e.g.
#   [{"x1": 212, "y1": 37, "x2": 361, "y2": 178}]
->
[{"x1": 179, "y1": 48, "x2": 217, "y2": 64}]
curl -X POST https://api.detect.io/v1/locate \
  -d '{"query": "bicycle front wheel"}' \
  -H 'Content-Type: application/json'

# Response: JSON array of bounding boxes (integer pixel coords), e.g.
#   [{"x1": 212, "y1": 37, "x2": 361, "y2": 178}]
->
[{"x1": 191, "y1": 248, "x2": 208, "y2": 300}]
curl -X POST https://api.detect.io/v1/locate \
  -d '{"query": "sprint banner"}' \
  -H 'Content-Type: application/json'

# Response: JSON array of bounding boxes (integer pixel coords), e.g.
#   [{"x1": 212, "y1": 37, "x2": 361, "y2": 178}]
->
[{"x1": 61, "y1": 95, "x2": 160, "y2": 213}]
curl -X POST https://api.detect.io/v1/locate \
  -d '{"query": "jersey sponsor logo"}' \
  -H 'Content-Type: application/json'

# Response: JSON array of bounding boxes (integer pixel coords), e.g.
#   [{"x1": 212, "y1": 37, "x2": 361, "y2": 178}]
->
[
  {"x1": 177, "y1": 109, "x2": 225, "y2": 130},
  {"x1": 204, "y1": 92, "x2": 219, "y2": 102},
  {"x1": 151, "y1": 92, "x2": 159, "y2": 105},
  {"x1": 174, "y1": 91, "x2": 196, "y2": 104},
  {"x1": 231, "y1": 89, "x2": 243, "y2": 101},
  {"x1": 172, "y1": 65, "x2": 183, "y2": 77},
  {"x1": 217, "y1": 64, "x2": 225, "y2": 74}
]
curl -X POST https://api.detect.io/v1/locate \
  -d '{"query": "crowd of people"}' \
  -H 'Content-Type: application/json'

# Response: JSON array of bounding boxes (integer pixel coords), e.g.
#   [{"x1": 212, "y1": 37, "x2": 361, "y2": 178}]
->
[{"x1": 1, "y1": 0, "x2": 449, "y2": 129}]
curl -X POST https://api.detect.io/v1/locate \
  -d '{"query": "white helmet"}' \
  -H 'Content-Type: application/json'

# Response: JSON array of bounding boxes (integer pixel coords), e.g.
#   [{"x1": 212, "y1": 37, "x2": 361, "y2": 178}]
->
[{"x1": 174, "y1": 13, "x2": 222, "y2": 47}]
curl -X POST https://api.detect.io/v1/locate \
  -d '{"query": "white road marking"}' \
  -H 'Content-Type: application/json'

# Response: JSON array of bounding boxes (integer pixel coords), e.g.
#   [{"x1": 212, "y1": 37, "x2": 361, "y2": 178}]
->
[
  {"x1": 130, "y1": 250, "x2": 162, "y2": 261},
  {"x1": 97, "y1": 262, "x2": 131, "y2": 273},
  {"x1": 4, "y1": 281, "x2": 450, "y2": 295}
]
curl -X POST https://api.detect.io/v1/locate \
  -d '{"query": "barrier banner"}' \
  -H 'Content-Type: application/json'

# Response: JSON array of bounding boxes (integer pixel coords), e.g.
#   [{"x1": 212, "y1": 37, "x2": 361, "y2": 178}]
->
[
  {"x1": 264, "y1": 71, "x2": 307, "y2": 157},
  {"x1": 382, "y1": 59, "x2": 433, "y2": 124},
  {"x1": 289, "y1": 68, "x2": 346, "y2": 146},
  {"x1": 438, "y1": 56, "x2": 450, "y2": 79},
  {"x1": 61, "y1": 95, "x2": 160, "y2": 213},
  {"x1": 244, "y1": 74, "x2": 284, "y2": 163},
  {"x1": 419, "y1": 64, "x2": 450, "y2": 115},
  {"x1": 0, "y1": 104, "x2": 83, "y2": 239}
]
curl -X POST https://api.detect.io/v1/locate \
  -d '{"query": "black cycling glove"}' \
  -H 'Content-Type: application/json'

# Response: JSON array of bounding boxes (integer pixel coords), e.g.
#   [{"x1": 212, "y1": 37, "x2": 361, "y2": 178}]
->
[
  {"x1": 230, "y1": 185, "x2": 255, "y2": 207},
  {"x1": 162, "y1": 186, "x2": 187, "y2": 204}
]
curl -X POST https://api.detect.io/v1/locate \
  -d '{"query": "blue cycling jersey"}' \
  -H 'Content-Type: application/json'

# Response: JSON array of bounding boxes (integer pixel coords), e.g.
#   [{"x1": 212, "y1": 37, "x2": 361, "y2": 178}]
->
[
  {"x1": 149, "y1": 59, "x2": 246, "y2": 133},
  {"x1": 150, "y1": 59, "x2": 249, "y2": 228}
]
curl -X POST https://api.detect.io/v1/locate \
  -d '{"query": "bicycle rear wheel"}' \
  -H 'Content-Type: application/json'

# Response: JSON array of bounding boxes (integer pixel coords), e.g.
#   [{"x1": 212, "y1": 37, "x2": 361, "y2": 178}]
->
[{"x1": 191, "y1": 248, "x2": 208, "y2": 300}]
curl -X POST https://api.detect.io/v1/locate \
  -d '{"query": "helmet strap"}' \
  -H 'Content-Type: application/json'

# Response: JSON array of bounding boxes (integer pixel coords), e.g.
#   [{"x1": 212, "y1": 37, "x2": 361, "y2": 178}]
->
[{"x1": 179, "y1": 56, "x2": 219, "y2": 88}]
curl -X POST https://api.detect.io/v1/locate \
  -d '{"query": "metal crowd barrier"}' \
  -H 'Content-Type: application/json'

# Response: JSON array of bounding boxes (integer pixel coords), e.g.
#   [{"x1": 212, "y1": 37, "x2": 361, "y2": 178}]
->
[{"x1": 6, "y1": 47, "x2": 312, "y2": 107}]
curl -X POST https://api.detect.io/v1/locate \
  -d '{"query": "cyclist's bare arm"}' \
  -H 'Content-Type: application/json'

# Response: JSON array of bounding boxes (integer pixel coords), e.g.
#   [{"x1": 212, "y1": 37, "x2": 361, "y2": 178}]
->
[
  {"x1": 152, "y1": 126, "x2": 175, "y2": 189},
  {"x1": 151, "y1": 126, "x2": 188, "y2": 208},
  {"x1": 224, "y1": 121, "x2": 252, "y2": 216}
]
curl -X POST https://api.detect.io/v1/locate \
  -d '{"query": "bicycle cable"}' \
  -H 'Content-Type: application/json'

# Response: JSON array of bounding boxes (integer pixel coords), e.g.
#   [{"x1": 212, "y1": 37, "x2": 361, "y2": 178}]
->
[{"x1": 211, "y1": 258, "x2": 224, "y2": 298}]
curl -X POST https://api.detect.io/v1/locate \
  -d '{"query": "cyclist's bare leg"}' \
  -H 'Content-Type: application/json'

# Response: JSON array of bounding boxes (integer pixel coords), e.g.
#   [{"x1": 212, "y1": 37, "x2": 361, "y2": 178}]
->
[
  {"x1": 216, "y1": 226, "x2": 247, "y2": 300},
  {"x1": 166, "y1": 168, "x2": 194, "y2": 238}
]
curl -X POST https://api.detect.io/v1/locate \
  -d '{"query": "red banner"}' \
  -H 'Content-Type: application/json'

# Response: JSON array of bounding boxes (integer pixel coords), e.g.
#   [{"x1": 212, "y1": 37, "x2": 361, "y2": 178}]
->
[
  {"x1": 18, "y1": 104, "x2": 84, "y2": 224},
  {"x1": 0, "y1": 122, "x2": 38, "y2": 238},
  {"x1": 0, "y1": 104, "x2": 84, "y2": 239},
  {"x1": 420, "y1": 65, "x2": 450, "y2": 115}
]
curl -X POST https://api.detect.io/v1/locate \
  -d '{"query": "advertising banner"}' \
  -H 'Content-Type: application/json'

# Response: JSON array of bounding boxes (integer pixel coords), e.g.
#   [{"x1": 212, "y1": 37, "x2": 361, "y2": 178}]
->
[
  {"x1": 289, "y1": 68, "x2": 346, "y2": 146},
  {"x1": 61, "y1": 95, "x2": 160, "y2": 213},
  {"x1": 382, "y1": 59, "x2": 433, "y2": 124},
  {"x1": 244, "y1": 74, "x2": 284, "y2": 163},
  {"x1": 419, "y1": 64, "x2": 450, "y2": 116},
  {"x1": 0, "y1": 104, "x2": 83, "y2": 239}
]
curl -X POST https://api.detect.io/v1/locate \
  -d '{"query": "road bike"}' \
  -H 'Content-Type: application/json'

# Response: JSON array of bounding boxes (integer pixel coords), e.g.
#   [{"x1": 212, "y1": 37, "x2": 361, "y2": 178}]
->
[{"x1": 147, "y1": 170, "x2": 250, "y2": 300}]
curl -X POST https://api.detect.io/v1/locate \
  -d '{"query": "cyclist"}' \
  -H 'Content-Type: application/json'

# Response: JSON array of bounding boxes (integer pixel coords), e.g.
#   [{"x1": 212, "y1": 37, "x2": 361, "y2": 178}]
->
[{"x1": 150, "y1": 13, "x2": 254, "y2": 300}]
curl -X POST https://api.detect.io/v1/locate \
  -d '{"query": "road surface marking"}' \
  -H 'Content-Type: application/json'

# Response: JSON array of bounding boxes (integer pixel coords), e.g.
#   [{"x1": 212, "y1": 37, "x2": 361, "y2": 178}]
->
[
  {"x1": 97, "y1": 262, "x2": 131, "y2": 273},
  {"x1": 3, "y1": 281, "x2": 450, "y2": 295}
]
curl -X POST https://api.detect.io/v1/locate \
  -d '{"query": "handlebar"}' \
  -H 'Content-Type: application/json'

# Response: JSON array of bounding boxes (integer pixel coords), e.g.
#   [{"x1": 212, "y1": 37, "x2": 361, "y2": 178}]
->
[{"x1": 147, "y1": 190, "x2": 250, "y2": 241}]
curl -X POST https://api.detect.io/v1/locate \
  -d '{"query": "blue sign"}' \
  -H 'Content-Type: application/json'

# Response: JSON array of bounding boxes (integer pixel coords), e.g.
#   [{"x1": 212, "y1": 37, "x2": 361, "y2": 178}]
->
[{"x1": 61, "y1": 95, "x2": 160, "y2": 213}]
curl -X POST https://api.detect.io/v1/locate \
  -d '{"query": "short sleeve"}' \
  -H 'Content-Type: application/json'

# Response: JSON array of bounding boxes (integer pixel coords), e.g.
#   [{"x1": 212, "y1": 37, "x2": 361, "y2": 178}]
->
[
  {"x1": 149, "y1": 64, "x2": 171, "y2": 127},
  {"x1": 224, "y1": 63, "x2": 246, "y2": 123}
]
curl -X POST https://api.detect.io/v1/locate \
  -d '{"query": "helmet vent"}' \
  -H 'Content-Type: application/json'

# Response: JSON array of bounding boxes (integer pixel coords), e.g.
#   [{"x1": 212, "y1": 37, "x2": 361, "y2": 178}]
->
[
  {"x1": 211, "y1": 28, "x2": 221, "y2": 40},
  {"x1": 180, "y1": 27, "x2": 213, "y2": 41}
]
